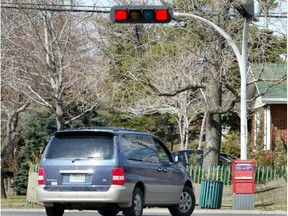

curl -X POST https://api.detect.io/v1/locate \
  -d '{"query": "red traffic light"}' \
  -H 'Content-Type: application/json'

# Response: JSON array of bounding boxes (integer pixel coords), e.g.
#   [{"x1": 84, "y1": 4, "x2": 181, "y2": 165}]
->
[
  {"x1": 110, "y1": 5, "x2": 173, "y2": 23},
  {"x1": 155, "y1": 9, "x2": 169, "y2": 21},
  {"x1": 115, "y1": 10, "x2": 128, "y2": 21}
]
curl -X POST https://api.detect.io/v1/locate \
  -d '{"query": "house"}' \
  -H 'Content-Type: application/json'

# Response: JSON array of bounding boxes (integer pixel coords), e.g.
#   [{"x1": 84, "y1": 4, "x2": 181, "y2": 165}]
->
[{"x1": 249, "y1": 64, "x2": 287, "y2": 152}]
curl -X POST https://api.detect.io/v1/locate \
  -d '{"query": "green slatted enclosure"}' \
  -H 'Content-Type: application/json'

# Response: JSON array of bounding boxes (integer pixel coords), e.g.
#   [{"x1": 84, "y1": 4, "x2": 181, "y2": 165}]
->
[{"x1": 199, "y1": 179, "x2": 224, "y2": 209}]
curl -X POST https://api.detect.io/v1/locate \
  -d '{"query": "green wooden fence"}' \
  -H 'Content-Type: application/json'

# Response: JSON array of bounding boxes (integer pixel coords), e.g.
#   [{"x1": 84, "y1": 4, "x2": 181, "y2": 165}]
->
[
  {"x1": 187, "y1": 165, "x2": 287, "y2": 185},
  {"x1": 255, "y1": 166, "x2": 287, "y2": 184}
]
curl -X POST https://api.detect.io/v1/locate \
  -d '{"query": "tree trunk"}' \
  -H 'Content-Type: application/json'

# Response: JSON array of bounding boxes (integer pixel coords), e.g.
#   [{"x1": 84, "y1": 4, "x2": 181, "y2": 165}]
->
[
  {"x1": 202, "y1": 78, "x2": 222, "y2": 169},
  {"x1": 201, "y1": 1, "x2": 227, "y2": 169},
  {"x1": 177, "y1": 116, "x2": 184, "y2": 150},
  {"x1": 56, "y1": 102, "x2": 65, "y2": 131},
  {"x1": 1, "y1": 174, "x2": 7, "y2": 199},
  {"x1": 177, "y1": 116, "x2": 190, "y2": 150},
  {"x1": 198, "y1": 112, "x2": 207, "y2": 150},
  {"x1": 184, "y1": 116, "x2": 189, "y2": 150},
  {"x1": 202, "y1": 66, "x2": 222, "y2": 169},
  {"x1": 203, "y1": 112, "x2": 222, "y2": 169}
]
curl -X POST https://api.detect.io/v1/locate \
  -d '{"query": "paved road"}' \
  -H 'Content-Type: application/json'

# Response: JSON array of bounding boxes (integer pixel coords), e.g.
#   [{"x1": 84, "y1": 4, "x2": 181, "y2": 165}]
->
[{"x1": 1, "y1": 208, "x2": 287, "y2": 216}]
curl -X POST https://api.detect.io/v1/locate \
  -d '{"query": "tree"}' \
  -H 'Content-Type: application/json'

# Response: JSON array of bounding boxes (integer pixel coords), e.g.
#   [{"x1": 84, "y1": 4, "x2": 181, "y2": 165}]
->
[
  {"x1": 1, "y1": 102, "x2": 29, "y2": 198},
  {"x1": 1, "y1": 86, "x2": 29, "y2": 198},
  {"x1": 1, "y1": 0, "x2": 111, "y2": 131},
  {"x1": 115, "y1": 51, "x2": 204, "y2": 150},
  {"x1": 1, "y1": 0, "x2": 111, "y2": 197}
]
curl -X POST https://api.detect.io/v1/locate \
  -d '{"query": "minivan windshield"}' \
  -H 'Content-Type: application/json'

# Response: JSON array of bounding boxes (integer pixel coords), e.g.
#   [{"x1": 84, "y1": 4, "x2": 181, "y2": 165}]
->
[{"x1": 46, "y1": 134, "x2": 114, "y2": 160}]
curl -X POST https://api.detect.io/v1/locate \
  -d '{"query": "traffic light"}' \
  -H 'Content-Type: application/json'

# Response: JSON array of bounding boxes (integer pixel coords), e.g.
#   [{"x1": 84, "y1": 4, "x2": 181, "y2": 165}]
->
[
  {"x1": 110, "y1": 5, "x2": 173, "y2": 24},
  {"x1": 236, "y1": 0, "x2": 261, "y2": 21}
]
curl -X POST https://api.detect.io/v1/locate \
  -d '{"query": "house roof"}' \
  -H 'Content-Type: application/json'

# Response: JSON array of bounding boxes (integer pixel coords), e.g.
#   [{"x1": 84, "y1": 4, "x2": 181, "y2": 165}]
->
[{"x1": 249, "y1": 64, "x2": 287, "y2": 108}]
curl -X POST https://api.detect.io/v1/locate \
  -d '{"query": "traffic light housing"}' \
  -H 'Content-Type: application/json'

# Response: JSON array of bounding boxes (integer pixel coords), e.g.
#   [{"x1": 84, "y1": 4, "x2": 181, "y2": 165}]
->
[
  {"x1": 236, "y1": 0, "x2": 261, "y2": 21},
  {"x1": 110, "y1": 5, "x2": 173, "y2": 24}
]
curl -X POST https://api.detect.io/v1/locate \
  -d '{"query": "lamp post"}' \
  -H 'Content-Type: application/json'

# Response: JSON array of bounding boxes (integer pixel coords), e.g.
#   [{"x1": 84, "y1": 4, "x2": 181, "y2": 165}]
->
[
  {"x1": 174, "y1": 0, "x2": 260, "y2": 160},
  {"x1": 236, "y1": 0, "x2": 261, "y2": 159}
]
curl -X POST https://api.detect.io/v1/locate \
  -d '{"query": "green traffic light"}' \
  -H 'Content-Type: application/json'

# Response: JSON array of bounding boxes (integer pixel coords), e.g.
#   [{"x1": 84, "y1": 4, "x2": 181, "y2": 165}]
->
[{"x1": 142, "y1": 10, "x2": 154, "y2": 21}]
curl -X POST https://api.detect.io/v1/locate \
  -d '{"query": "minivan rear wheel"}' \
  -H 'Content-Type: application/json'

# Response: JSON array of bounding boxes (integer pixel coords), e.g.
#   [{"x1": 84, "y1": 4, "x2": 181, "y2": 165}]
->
[
  {"x1": 123, "y1": 187, "x2": 143, "y2": 216},
  {"x1": 168, "y1": 186, "x2": 195, "y2": 216},
  {"x1": 45, "y1": 204, "x2": 64, "y2": 216}
]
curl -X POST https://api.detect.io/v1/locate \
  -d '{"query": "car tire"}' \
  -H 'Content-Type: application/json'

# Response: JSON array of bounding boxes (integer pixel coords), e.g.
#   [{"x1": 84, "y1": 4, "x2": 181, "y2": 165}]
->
[
  {"x1": 98, "y1": 209, "x2": 119, "y2": 216},
  {"x1": 45, "y1": 204, "x2": 64, "y2": 216},
  {"x1": 123, "y1": 187, "x2": 143, "y2": 216},
  {"x1": 168, "y1": 186, "x2": 195, "y2": 216}
]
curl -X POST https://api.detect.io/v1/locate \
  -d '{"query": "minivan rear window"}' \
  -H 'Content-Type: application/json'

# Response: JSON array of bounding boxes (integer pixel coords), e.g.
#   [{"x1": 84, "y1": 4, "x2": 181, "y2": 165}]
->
[{"x1": 46, "y1": 134, "x2": 114, "y2": 160}]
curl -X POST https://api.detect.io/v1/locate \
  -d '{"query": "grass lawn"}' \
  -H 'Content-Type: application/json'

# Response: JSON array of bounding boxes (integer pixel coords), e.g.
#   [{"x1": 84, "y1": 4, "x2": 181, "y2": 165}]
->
[{"x1": 1, "y1": 189, "x2": 42, "y2": 209}]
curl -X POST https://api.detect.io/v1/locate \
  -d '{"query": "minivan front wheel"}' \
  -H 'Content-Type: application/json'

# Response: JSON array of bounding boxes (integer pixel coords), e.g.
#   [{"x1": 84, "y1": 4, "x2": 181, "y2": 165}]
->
[
  {"x1": 45, "y1": 204, "x2": 64, "y2": 216},
  {"x1": 168, "y1": 186, "x2": 195, "y2": 216},
  {"x1": 124, "y1": 187, "x2": 143, "y2": 216}
]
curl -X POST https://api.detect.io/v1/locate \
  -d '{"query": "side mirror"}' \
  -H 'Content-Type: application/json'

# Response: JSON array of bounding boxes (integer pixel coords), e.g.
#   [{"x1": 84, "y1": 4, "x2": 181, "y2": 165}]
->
[
  {"x1": 174, "y1": 155, "x2": 179, "y2": 163},
  {"x1": 174, "y1": 155, "x2": 183, "y2": 163}
]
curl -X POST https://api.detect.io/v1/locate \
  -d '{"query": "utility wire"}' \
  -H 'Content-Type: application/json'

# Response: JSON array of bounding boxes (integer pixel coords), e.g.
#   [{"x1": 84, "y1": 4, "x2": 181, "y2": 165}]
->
[
  {"x1": 1, "y1": 2, "x2": 109, "y2": 8},
  {"x1": 1, "y1": 2, "x2": 287, "y2": 18},
  {"x1": 1, "y1": 2, "x2": 110, "y2": 13},
  {"x1": 1, "y1": 5, "x2": 110, "y2": 13}
]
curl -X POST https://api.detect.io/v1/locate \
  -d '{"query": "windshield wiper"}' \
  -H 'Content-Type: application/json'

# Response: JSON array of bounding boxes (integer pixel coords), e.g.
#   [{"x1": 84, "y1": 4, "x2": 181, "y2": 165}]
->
[
  {"x1": 71, "y1": 158, "x2": 83, "y2": 163},
  {"x1": 126, "y1": 157, "x2": 142, "y2": 162},
  {"x1": 71, "y1": 156, "x2": 102, "y2": 163}
]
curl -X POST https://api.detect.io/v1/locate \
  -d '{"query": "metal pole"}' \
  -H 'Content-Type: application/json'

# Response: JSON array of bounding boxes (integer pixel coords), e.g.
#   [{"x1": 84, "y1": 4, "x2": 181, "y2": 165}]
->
[{"x1": 240, "y1": 19, "x2": 250, "y2": 160}]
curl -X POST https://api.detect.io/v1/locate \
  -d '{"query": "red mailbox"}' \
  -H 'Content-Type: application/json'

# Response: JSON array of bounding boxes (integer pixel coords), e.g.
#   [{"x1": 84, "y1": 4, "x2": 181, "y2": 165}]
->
[{"x1": 232, "y1": 160, "x2": 255, "y2": 194}]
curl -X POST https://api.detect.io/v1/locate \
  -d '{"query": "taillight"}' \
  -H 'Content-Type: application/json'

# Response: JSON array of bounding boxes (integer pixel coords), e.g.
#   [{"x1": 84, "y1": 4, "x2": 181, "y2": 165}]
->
[
  {"x1": 38, "y1": 167, "x2": 45, "y2": 185},
  {"x1": 112, "y1": 168, "x2": 125, "y2": 185}
]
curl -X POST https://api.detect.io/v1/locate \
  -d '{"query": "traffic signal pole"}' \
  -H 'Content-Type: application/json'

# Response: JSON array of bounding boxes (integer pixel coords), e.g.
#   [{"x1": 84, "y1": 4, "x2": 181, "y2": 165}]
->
[{"x1": 240, "y1": 19, "x2": 250, "y2": 160}]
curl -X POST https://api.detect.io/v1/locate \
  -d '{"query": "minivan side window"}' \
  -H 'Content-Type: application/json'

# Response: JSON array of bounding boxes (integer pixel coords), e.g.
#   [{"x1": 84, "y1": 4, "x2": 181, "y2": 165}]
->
[
  {"x1": 120, "y1": 134, "x2": 143, "y2": 161},
  {"x1": 120, "y1": 134, "x2": 159, "y2": 163},
  {"x1": 154, "y1": 139, "x2": 172, "y2": 163},
  {"x1": 138, "y1": 135, "x2": 159, "y2": 163}
]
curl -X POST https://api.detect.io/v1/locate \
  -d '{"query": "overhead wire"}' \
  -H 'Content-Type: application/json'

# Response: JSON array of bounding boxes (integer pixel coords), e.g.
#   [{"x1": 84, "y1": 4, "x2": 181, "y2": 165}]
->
[
  {"x1": 1, "y1": 2, "x2": 287, "y2": 18},
  {"x1": 1, "y1": 2, "x2": 110, "y2": 13}
]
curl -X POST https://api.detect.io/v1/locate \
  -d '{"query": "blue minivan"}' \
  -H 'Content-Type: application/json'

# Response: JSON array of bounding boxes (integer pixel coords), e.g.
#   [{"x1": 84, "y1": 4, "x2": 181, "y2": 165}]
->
[{"x1": 37, "y1": 128, "x2": 195, "y2": 216}]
